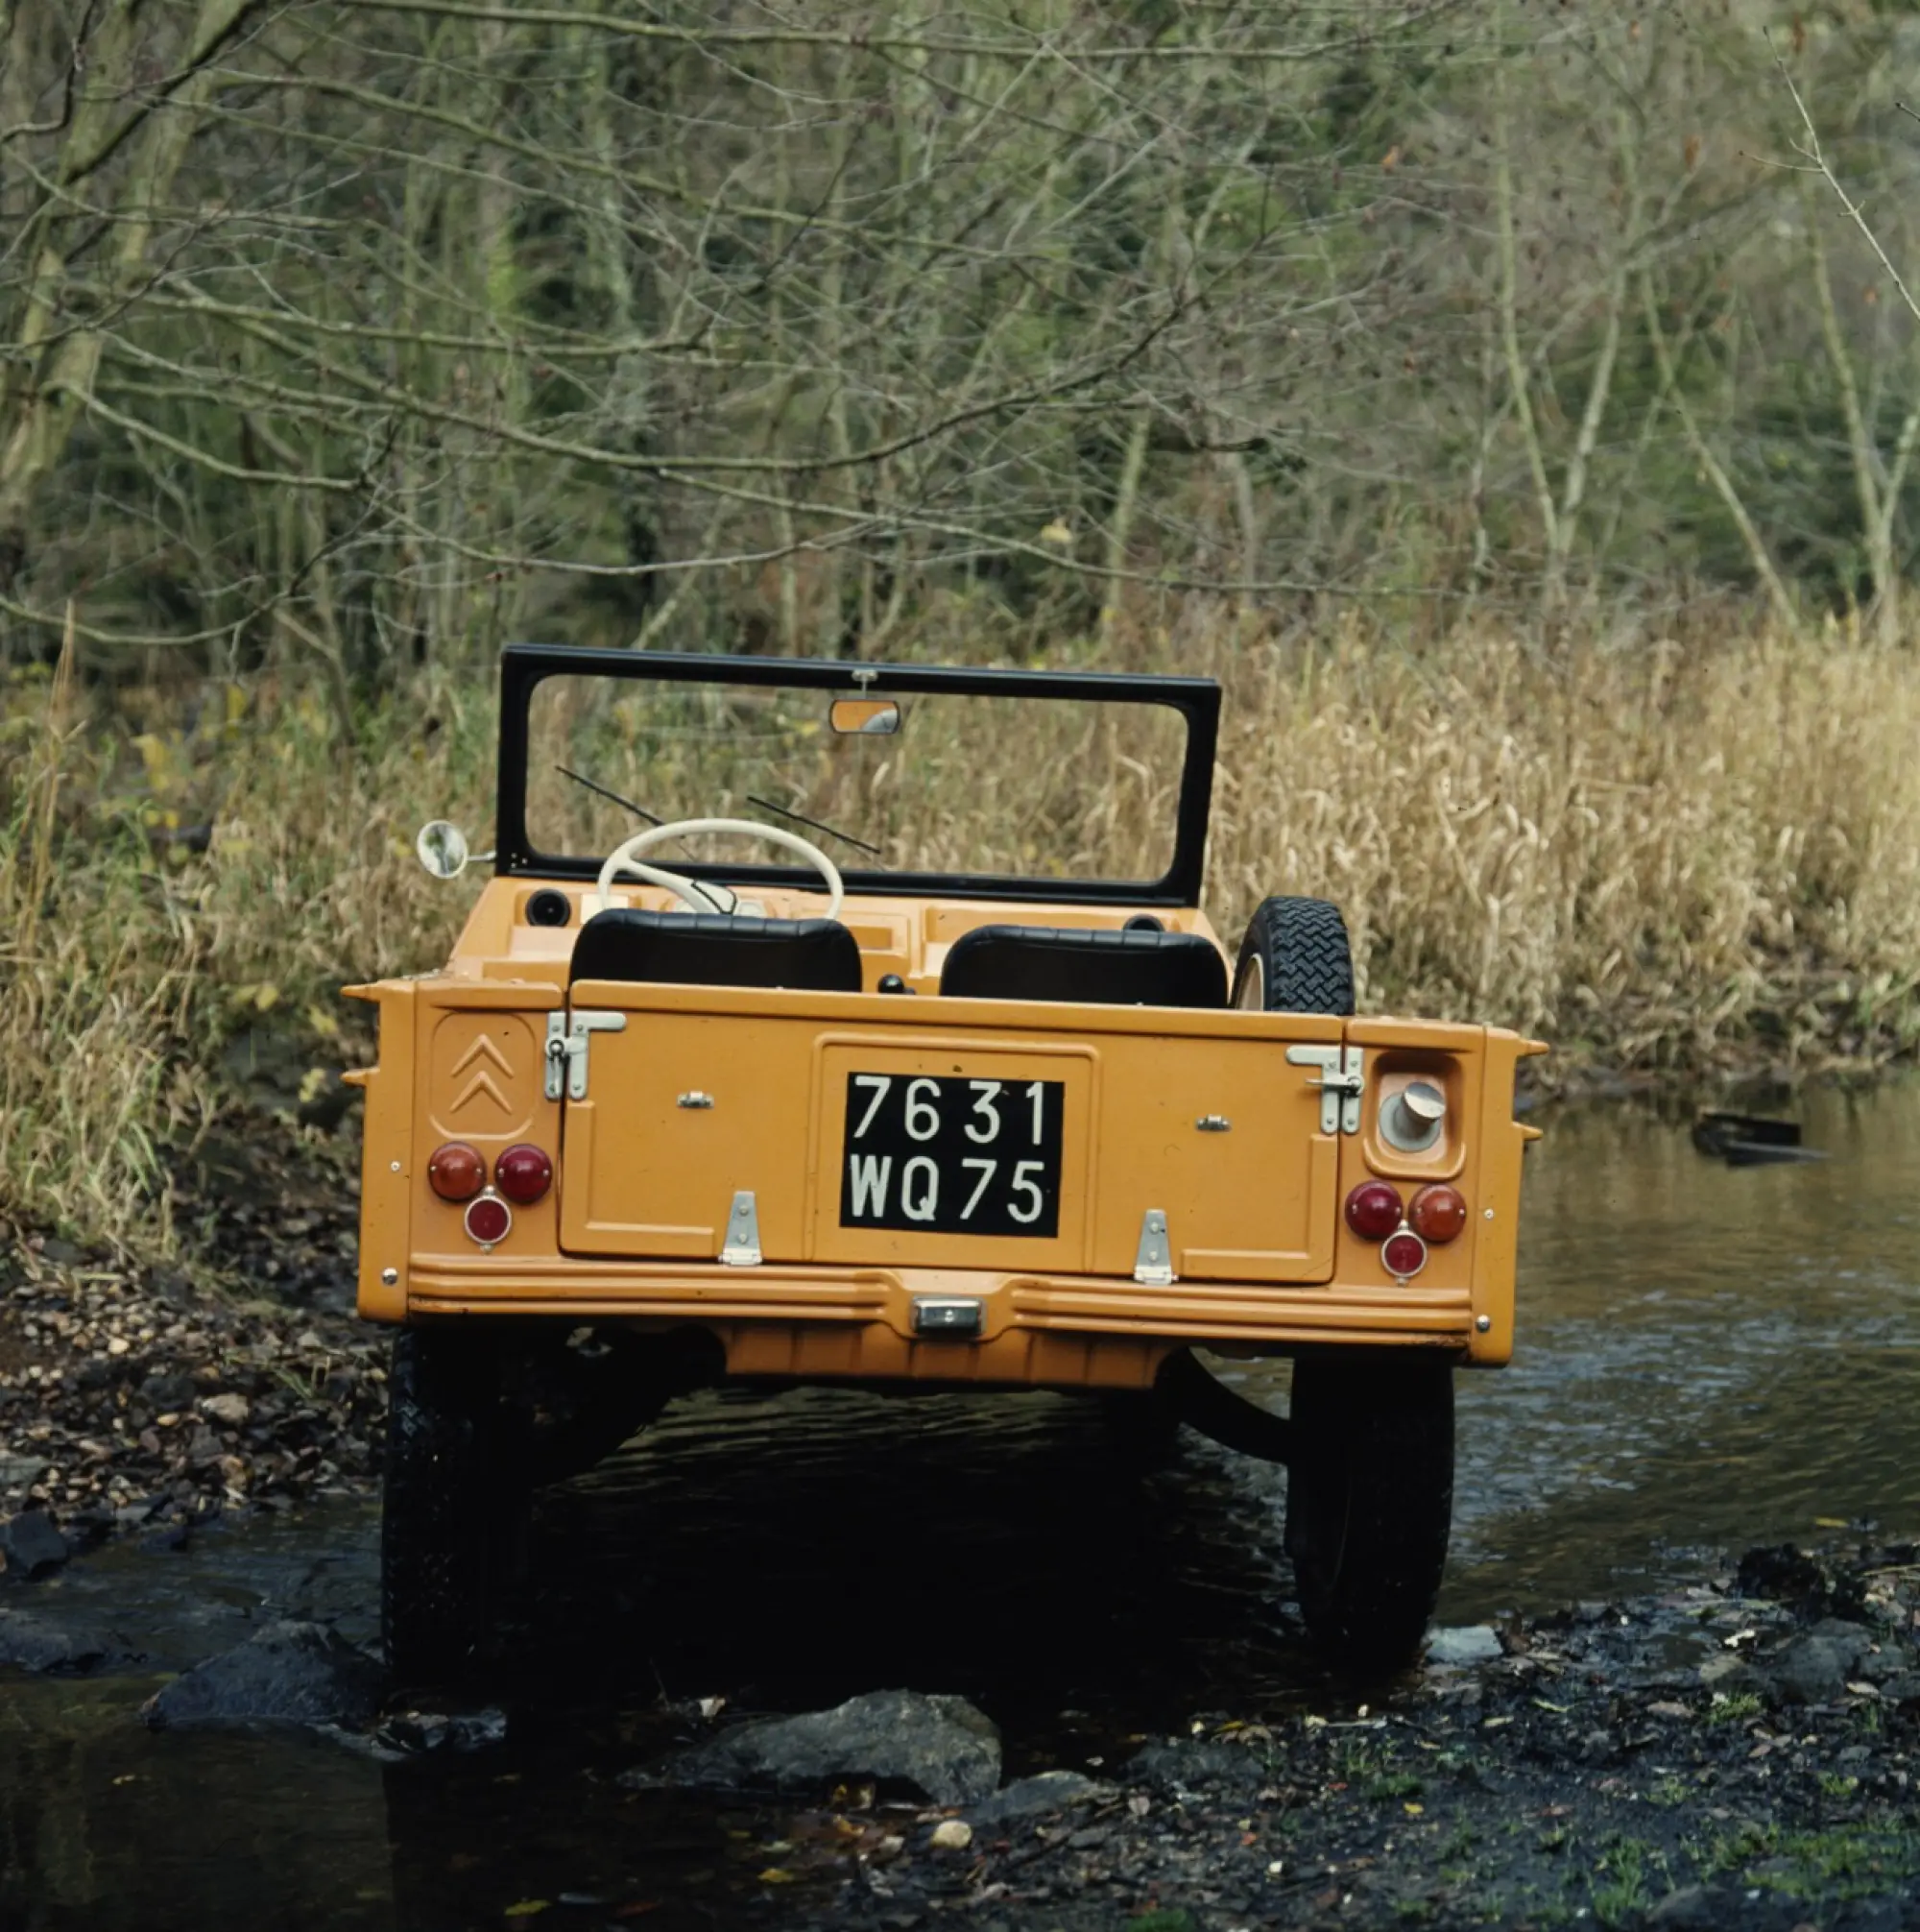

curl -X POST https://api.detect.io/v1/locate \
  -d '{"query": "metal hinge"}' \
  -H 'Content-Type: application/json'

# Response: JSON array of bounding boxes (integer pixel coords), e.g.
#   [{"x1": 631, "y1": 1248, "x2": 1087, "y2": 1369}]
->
[
  {"x1": 718, "y1": 1190, "x2": 762, "y2": 1267},
  {"x1": 1285, "y1": 1043, "x2": 1366, "y2": 1135},
  {"x1": 544, "y1": 1009, "x2": 627, "y2": 1100},
  {"x1": 1133, "y1": 1208, "x2": 1175, "y2": 1286}
]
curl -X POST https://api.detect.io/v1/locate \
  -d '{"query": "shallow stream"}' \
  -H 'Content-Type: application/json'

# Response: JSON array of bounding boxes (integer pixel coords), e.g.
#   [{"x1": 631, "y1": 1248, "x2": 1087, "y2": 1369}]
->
[{"x1": 4, "y1": 1082, "x2": 1917, "y2": 1928}]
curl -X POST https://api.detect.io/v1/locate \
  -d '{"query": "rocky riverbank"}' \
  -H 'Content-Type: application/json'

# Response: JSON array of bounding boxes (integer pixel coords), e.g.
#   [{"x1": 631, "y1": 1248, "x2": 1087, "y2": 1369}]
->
[
  {"x1": 0, "y1": 1125, "x2": 379, "y2": 1569},
  {"x1": 3, "y1": 1524, "x2": 1915, "y2": 1929},
  {"x1": 761, "y1": 1548, "x2": 1919, "y2": 1931}
]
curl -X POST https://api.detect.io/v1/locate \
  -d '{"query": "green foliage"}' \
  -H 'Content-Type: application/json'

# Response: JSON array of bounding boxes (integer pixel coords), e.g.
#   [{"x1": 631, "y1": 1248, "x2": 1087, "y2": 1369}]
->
[{"x1": 1707, "y1": 1692, "x2": 1764, "y2": 1726}]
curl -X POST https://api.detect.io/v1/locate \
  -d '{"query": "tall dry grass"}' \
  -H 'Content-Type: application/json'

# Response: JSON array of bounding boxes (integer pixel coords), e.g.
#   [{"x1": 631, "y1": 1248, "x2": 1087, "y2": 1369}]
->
[
  {"x1": 5, "y1": 604, "x2": 1919, "y2": 1248},
  {"x1": 0, "y1": 628, "x2": 203, "y2": 1245},
  {"x1": 1194, "y1": 614, "x2": 1920, "y2": 1066}
]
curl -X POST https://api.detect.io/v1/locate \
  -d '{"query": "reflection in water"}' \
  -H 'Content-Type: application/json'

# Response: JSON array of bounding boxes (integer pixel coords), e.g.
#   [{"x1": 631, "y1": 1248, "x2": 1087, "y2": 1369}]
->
[
  {"x1": 4, "y1": 1080, "x2": 1919, "y2": 1927},
  {"x1": 1441, "y1": 1076, "x2": 1920, "y2": 1612}
]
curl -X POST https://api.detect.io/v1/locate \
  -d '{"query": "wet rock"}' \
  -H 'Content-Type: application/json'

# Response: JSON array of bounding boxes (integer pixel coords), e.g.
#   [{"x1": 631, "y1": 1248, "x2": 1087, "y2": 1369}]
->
[
  {"x1": 0, "y1": 1455, "x2": 48, "y2": 1494},
  {"x1": 1427, "y1": 1625, "x2": 1502, "y2": 1666},
  {"x1": 1857, "y1": 1641, "x2": 1911, "y2": 1684},
  {"x1": 1646, "y1": 1883, "x2": 1740, "y2": 1929},
  {"x1": 1805, "y1": 1617, "x2": 1875, "y2": 1667},
  {"x1": 376, "y1": 1706, "x2": 509, "y2": 1753},
  {"x1": 1770, "y1": 1634, "x2": 1848, "y2": 1706},
  {"x1": 1698, "y1": 1653, "x2": 1767, "y2": 1699},
  {"x1": 633, "y1": 1690, "x2": 1001, "y2": 1806},
  {"x1": 1124, "y1": 1739, "x2": 1270, "y2": 1796},
  {"x1": 0, "y1": 1509, "x2": 69, "y2": 1579},
  {"x1": 143, "y1": 1620, "x2": 384, "y2": 1729},
  {"x1": 139, "y1": 1371, "x2": 195, "y2": 1410},
  {"x1": 967, "y1": 1771, "x2": 1111, "y2": 1828},
  {"x1": 0, "y1": 1606, "x2": 121, "y2": 1674},
  {"x1": 928, "y1": 1819, "x2": 973, "y2": 1851},
  {"x1": 1875, "y1": 1671, "x2": 1920, "y2": 1706},
  {"x1": 1736, "y1": 1543, "x2": 1829, "y2": 1612}
]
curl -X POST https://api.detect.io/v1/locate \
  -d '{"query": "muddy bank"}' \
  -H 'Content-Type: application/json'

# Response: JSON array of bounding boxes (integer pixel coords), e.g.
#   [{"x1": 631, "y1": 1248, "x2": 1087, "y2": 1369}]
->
[{"x1": 0, "y1": 1124, "x2": 378, "y2": 1559}]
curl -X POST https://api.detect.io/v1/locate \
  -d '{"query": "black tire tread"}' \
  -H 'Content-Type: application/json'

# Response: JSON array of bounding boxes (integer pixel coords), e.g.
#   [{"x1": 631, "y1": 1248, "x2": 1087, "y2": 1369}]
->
[
  {"x1": 1285, "y1": 1350, "x2": 1454, "y2": 1668},
  {"x1": 381, "y1": 1328, "x2": 504, "y2": 1681},
  {"x1": 1235, "y1": 896, "x2": 1355, "y2": 1016}
]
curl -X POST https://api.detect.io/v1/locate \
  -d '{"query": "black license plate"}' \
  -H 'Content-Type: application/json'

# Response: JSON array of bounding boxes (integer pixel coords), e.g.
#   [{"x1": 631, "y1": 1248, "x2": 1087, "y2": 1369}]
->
[{"x1": 839, "y1": 1073, "x2": 1065, "y2": 1238}]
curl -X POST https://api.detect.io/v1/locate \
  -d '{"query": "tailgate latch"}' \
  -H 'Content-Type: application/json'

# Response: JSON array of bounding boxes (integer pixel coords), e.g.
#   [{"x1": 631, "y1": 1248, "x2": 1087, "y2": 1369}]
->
[
  {"x1": 544, "y1": 1009, "x2": 627, "y2": 1100},
  {"x1": 1285, "y1": 1043, "x2": 1365, "y2": 1135}
]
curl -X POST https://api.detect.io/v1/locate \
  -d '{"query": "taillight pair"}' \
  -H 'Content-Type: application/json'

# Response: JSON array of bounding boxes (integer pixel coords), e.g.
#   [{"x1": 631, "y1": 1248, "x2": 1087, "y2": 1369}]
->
[
  {"x1": 1343, "y1": 1179, "x2": 1468, "y2": 1280},
  {"x1": 426, "y1": 1140, "x2": 553, "y2": 1249},
  {"x1": 428, "y1": 1141, "x2": 552, "y2": 1204}
]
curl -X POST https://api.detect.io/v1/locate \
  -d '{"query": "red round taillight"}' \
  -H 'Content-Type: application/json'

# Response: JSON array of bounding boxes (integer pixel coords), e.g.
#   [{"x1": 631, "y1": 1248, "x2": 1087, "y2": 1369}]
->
[
  {"x1": 464, "y1": 1194, "x2": 512, "y2": 1246},
  {"x1": 493, "y1": 1143, "x2": 553, "y2": 1205},
  {"x1": 428, "y1": 1142, "x2": 486, "y2": 1202},
  {"x1": 1381, "y1": 1228, "x2": 1428, "y2": 1278},
  {"x1": 1408, "y1": 1183, "x2": 1468, "y2": 1244},
  {"x1": 1344, "y1": 1180, "x2": 1404, "y2": 1241}
]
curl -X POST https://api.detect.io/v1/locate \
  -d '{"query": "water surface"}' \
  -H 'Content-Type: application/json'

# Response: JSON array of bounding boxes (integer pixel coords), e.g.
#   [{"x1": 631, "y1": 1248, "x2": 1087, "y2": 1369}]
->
[{"x1": 5, "y1": 1079, "x2": 1918, "y2": 1928}]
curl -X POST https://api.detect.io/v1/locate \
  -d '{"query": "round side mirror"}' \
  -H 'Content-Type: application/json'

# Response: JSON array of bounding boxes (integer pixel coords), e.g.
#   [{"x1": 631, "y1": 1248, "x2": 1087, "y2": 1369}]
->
[{"x1": 416, "y1": 820, "x2": 470, "y2": 879}]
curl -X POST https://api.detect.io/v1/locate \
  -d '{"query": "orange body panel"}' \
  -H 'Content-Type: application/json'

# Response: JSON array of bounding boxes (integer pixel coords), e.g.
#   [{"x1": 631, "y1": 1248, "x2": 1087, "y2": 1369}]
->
[{"x1": 351, "y1": 879, "x2": 1543, "y2": 1383}]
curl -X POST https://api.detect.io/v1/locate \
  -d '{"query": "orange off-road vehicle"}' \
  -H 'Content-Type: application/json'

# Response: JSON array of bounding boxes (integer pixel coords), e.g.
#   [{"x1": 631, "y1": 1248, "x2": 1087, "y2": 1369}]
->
[{"x1": 351, "y1": 646, "x2": 1543, "y2": 1678}]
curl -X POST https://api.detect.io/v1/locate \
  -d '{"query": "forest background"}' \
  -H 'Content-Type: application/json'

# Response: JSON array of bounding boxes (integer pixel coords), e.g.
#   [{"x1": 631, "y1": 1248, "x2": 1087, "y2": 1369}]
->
[{"x1": 6, "y1": 0, "x2": 1920, "y2": 1244}]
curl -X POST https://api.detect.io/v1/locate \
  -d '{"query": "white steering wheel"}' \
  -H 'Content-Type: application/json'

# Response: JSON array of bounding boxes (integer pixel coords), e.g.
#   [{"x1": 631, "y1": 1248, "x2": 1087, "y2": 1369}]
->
[{"x1": 597, "y1": 817, "x2": 845, "y2": 920}]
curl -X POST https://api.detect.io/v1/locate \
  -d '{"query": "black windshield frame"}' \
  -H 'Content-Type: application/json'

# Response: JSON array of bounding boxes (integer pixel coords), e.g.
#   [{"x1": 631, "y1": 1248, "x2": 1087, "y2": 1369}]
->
[{"x1": 495, "y1": 645, "x2": 1218, "y2": 907}]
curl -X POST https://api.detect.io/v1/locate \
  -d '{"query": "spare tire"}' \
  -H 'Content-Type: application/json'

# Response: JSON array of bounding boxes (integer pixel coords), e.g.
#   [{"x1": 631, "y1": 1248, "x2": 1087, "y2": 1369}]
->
[{"x1": 1232, "y1": 896, "x2": 1354, "y2": 1016}]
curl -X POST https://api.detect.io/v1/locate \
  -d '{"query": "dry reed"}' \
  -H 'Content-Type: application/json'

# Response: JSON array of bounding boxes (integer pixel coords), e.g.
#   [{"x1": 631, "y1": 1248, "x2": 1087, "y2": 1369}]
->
[{"x1": 5, "y1": 604, "x2": 1918, "y2": 1248}]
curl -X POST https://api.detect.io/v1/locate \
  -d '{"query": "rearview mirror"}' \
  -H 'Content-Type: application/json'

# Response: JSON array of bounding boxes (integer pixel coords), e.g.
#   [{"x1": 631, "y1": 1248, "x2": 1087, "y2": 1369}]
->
[
  {"x1": 828, "y1": 696, "x2": 901, "y2": 737},
  {"x1": 416, "y1": 819, "x2": 470, "y2": 879}
]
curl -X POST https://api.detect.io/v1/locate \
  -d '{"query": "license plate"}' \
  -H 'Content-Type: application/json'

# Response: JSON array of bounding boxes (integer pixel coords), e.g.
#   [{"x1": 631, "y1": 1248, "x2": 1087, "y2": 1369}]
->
[{"x1": 839, "y1": 1073, "x2": 1065, "y2": 1237}]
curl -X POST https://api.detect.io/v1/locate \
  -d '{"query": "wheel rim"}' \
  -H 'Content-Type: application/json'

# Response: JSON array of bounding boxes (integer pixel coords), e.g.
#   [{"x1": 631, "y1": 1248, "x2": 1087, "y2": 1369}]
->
[{"x1": 1235, "y1": 954, "x2": 1266, "y2": 1010}]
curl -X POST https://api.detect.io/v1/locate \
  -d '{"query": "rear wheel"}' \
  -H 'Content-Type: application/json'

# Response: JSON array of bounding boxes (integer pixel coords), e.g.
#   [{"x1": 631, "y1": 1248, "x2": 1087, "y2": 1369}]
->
[
  {"x1": 382, "y1": 1327, "x2": 519, "y2": 1682},
  {"x1": 1233, "y1": 896, "x2": 1355, "y2": 1016},
  {"x1": 1285, "y1": 1349, "x2": 1454, "y2": 1668}
]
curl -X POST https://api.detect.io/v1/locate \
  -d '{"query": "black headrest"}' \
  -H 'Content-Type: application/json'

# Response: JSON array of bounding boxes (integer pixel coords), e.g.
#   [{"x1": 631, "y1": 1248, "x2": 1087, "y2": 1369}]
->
[
  {"x1": 939, "y1": 923, "x2": 1227, "y2": 1008},
  {"x1": 570, "y1": 909, "x2": 863, "y2": 992}
]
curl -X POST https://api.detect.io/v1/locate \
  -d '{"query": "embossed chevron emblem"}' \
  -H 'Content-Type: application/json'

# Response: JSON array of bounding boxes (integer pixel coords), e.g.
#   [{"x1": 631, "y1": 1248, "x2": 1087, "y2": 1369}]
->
[
  {"x1": 451, "y1": 1033, "x2": 514, "y2": 1078},
  {"x1": 449, "y1": 1032, "x2": 515, "y2": 1116}
]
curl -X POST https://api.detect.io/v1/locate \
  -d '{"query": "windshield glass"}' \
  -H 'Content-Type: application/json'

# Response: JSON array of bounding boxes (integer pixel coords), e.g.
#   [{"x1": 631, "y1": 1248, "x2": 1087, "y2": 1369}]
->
[{"x1": 523, "y1": 673, "x2": 1190, "y2": 888}]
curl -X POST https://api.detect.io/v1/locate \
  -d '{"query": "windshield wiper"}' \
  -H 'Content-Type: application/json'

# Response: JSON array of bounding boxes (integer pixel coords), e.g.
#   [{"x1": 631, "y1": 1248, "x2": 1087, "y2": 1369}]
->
[
  {"x1": 558, "y1": 764, "x2": 663, "y2": 827},
  {"x1": 746, "y1": 793, "x2": 881, "y2": 857}
]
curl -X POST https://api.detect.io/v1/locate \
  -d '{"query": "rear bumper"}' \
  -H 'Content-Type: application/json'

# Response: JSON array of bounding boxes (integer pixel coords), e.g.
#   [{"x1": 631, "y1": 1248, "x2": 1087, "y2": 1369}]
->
[{"x1": 395, "y1": 1259, "x2": 1490, "y2": 1389}]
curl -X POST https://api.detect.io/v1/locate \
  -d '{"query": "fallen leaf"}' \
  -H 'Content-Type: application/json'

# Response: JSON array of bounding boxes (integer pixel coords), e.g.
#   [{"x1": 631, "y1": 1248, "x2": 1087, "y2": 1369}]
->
[
  {"x1": 757, "y1": 1868, "x2": 797, "y2": 1885},
  {"x1": 503, "y1": 1904, "x2": 550, "y2": 1920}
]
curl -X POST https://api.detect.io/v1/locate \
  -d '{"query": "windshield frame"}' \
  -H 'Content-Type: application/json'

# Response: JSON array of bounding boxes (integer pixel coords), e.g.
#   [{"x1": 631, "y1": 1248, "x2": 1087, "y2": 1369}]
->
[{"x1": 495, "y1": 644, "x2": 1219, "y2": 906}]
